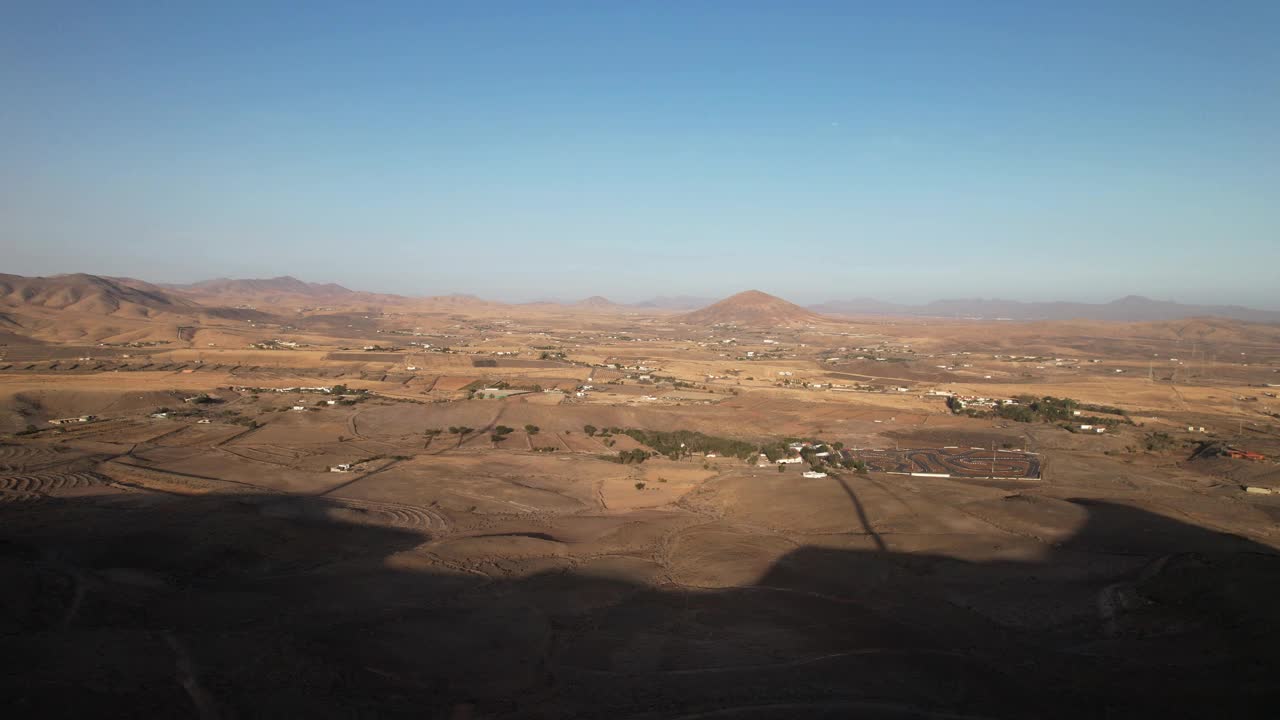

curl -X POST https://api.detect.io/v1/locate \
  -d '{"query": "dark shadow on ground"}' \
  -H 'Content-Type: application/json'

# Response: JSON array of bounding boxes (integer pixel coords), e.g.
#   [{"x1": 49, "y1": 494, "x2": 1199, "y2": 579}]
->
[{"x1": 1, "y1": 489, "x2": 1278, "y2": 719}]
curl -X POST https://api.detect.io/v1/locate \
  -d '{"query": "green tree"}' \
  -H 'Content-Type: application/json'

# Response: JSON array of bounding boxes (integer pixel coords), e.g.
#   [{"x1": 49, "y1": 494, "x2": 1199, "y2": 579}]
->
[{"x1": 583, "y1": 424, "x2": 597, "y2": 436}]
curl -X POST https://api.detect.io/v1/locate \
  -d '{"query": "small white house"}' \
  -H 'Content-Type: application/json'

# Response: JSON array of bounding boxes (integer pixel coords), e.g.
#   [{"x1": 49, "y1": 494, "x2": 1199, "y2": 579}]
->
[
  {"x1": 777, "y1": 457, "x2": 803, "y2": 464},
  {"x1": 802, "y1": 471, "x2": 828, "y2": 479},
  {"x1": 49, "y1": 415, "x2": 95, "y2": 425},
  {"x1": 292, "y1": 405, "x2": 306, "y2": 411}
]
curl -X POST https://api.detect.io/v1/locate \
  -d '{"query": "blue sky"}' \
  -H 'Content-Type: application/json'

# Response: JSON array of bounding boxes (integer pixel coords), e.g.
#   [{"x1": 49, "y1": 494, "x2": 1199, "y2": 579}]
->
[{"x1": 2, "y1": 1, "x2": 1277, "y2": 306}]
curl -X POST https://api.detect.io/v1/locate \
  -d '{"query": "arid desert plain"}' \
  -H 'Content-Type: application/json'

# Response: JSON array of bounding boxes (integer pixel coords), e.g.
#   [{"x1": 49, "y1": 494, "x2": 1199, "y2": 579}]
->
[{"x1": 2, "y1": 274, "x2": 1279, "y2": 718}]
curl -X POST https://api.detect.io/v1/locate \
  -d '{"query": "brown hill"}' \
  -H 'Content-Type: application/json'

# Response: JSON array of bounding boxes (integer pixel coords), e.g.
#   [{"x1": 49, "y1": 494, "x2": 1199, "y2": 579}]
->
[
  {"x1": 0, "y1": 273, "x2": 282, "y2": 344},
  {"x1": 679, "y1": 290, "x2": 825, "y2": 326},
  {"x1": 574, "y1": 296, "x2": 623, "y2": 310},
  {"x1": 0, "y1": 273, "x2": 198, "y2": 318}
]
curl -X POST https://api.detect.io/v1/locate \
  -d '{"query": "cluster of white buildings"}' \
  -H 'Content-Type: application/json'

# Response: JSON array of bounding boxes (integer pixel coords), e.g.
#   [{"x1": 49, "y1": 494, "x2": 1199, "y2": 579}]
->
[
  {"x1": 229, "y1": 386, "x2": 334, "y2": 394},
  {"x1": 938, "y1": 392, "x2": 1014, "y2": 409},
  {"x1": 48, "y1": 415, "x2": 95, "y2": 425}
]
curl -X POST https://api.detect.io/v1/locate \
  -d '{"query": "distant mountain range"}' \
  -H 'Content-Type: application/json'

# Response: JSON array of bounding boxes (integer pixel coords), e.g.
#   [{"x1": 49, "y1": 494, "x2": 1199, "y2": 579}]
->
[
  {"x1": 4, "y1": 273, "x2": 1277, "y2": 325},
  {"x1": 164, "y1": 275, "x2": 356, "y2": 299},
  {"x1": 631, "y1": 295, "x2": 717, "y2": 311},
  {"x1": 808, "y1": 295, "x2": 1280, "y2": 324}
]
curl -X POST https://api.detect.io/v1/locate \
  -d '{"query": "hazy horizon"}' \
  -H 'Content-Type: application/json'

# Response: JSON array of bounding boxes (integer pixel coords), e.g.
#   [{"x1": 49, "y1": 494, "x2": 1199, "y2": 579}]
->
[
  {"x1": 7, "y1": 267, "x2": 1280, "y2": 312},
  {"x1": 3, "y1": 2, "x2": 1278, "y2": 308}
]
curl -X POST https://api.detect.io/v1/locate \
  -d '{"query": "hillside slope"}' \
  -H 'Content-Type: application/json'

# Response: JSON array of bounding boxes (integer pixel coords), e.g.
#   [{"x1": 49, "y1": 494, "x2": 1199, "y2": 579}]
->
[{"x1": 0, "y1": 273, "x2": 197, "y2": 318}]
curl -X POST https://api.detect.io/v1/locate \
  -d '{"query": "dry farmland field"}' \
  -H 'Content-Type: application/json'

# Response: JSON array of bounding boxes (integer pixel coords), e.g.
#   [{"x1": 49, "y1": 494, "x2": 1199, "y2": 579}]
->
[{"x1": 2, "y1": 290, "x2": 1279, "y2": 718}]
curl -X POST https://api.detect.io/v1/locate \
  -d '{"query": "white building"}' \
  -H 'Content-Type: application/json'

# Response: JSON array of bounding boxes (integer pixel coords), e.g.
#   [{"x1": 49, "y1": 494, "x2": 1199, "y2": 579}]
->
[
  {"x1": 802, "y1": 471, "x2": 828, "y2": 478},
  {"x1": 48, "y1": 415, "x2": 95, "y2": 425}
]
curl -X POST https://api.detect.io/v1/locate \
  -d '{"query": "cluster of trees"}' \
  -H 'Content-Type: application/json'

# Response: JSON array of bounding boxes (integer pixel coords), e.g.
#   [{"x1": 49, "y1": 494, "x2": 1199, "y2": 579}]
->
[
  {"x1": 1078, "y1": 402, "x2": 1130, "y2": 418},
  {"x1": 599, "y1": 449, "x2": 652, "y2": 464},
  {"x1": 620, "y1": 428, "x2": 758, "y2": 461},
  {"x1": 327, "y1": 385, "x2": 369, "y2": 405},
  {"x1": 614, "y1": 448, "x2": 651, "y2": 464},
  {"x1": 491, "y1": 425, "x2": 514, "y2": 443},
  {"x1": 584, "y1": 424, "x2": 628, "y2": 437},
  {"x1": 1143, "y1": 431, "x2": 1176, "y2": 452},
  {"x1": 983, "y1": 395, "x2": 1076, "y2": 423},
  {"x1": 988, "y1": 395, "x2": 1133, "y2": 430}
]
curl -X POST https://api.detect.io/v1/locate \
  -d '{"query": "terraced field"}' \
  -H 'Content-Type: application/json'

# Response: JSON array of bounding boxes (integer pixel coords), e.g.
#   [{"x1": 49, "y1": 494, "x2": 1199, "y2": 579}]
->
[
  {"x1": 0, "y1": 470, "x2": 113, "y2": 495},
  {"x1": 0, "y1": 444, "x2": 67, "y2": 472},
  {"x1": 0, "y1": 488, "x2": 45, "y2": 503},
  {"x1": 256, "y1": 495, "x2": 450, "y2": 534}
]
